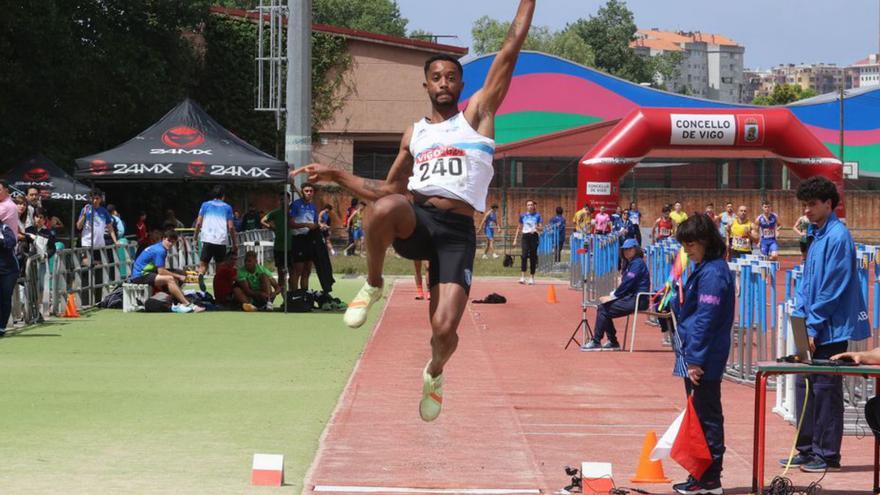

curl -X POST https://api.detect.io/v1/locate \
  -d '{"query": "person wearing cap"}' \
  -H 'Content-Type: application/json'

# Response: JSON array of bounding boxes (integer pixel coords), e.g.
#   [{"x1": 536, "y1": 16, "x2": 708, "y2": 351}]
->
[{"x1": 582, "y1": 238, "x2": 650, "y2": 351}]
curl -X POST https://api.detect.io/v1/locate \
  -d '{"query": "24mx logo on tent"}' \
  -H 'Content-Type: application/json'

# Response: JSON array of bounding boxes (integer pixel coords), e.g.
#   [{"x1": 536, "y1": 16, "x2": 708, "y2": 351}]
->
[
  {"x1": 24, "y1": 168, "x2": 50, "y2": 181},
  {"x1": 161, "y1": 126, "x2": 205, "y2": 148},
  {"x1": 111, "y1": 163, "x2": 174, "y2": 175},
  {"x1": 209, "y1": 165, "x2": 271, "y2": 178}
]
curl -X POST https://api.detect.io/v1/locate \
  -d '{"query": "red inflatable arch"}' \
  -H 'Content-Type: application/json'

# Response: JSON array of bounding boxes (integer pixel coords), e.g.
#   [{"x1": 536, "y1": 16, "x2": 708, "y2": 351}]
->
[{"x1": 577, "y1": 107, "x2": 845, "y2": 217}]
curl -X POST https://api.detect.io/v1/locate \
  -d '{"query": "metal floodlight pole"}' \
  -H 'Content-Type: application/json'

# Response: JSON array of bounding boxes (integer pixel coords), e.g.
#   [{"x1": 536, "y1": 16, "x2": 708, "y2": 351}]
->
[{"x1": 286, "y1": 0, "x2": 312, "y2": 183}]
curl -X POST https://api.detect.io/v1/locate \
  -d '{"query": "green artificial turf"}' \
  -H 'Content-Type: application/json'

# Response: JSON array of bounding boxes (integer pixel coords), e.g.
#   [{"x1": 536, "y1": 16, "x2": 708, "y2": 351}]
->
[{"x1": 0, "y1": 279, "x2": 378, "y2": 495}]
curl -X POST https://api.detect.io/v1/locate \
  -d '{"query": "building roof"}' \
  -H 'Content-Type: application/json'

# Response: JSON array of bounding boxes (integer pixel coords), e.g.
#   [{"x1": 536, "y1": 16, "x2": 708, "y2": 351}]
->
[
  {"x1": 631, "y1": 28, "x2": 741, "y2": 52},
  {"x1": 209, "y1": 6, "x2": 468, "y2": 56}
]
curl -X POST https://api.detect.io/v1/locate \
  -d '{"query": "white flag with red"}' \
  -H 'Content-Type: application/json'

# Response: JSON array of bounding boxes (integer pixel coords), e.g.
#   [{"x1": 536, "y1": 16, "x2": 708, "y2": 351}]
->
[{"x1": 650, "y1": 396, "x2": 713, "y2": 479}]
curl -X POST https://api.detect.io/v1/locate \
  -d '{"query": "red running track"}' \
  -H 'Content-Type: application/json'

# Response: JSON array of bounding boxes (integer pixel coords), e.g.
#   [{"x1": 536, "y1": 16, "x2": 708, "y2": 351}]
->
[{"x1": 304, "y1": 279, "x2": 876, "y2": 495}]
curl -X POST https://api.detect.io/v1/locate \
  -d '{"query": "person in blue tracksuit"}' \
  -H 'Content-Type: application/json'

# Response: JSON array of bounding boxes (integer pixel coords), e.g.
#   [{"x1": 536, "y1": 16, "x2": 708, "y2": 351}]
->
[
  {"x1": 657, "y1": 214, "x2": 734, "y2": 495},
  {"x1": 582, "y1": 238, "x2": 650, "y2": 352},
  {"x1": 786, "y1": 176, "x2": 871, "y2": 473}
]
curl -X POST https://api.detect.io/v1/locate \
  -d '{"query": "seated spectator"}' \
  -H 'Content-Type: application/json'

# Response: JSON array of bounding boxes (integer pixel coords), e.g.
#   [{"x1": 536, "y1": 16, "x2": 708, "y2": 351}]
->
[
  {"x1": 581, "y1": 238, "x2": 650, "y2": 351},
  {"x1": 234, "y1": 251, "x2": 280, "y2": 311},
  {"x1": 131, "y1": 230, "x2": 205, "y2": 313},
  {"x1": 213, "y1": 258, "x2": 237, "y2": 307}
]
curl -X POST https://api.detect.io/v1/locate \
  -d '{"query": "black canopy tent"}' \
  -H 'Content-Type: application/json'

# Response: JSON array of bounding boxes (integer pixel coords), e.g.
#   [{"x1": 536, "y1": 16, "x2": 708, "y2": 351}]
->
[
  {"x1": 75, "y1": 99, "x2": 287, "y2": 182},
  {"x1": 7, "y1": 154, "x2": 90, "y2": 202},
  {"x1": 73, "y1": 99, "x2": 328, "y2": 311},
  {"x1": 5, "y1": 154, "x2": 91, "y2": 243}
]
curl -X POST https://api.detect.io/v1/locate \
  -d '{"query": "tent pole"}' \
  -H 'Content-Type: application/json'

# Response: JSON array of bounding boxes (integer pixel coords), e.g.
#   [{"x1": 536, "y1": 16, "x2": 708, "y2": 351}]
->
[{"x1": 70, "y1": 181, "x2": 76, "y2": 247}]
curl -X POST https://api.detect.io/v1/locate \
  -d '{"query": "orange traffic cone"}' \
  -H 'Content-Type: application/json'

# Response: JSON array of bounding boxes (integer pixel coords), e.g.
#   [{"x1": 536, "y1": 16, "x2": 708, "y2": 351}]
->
[
  {"x1": 546, "y1": 284, "x2": 558, "y2": 304},
  {"x1": 63, "y1": 293, "x2": 80, "y2": 318},
  {"x1": 631, "y1": 431, "x2": 670, "y2": 483}
]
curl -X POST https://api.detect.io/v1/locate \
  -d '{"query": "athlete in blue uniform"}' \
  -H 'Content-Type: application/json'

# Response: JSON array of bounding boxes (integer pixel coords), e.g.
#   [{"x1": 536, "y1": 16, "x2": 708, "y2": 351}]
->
[
  {"x1": 515, "y1": 200, "x2": 542, "y2": 285},
  {"x1": 756, "y1": 202, "x2": 780, "y2": 261},
  {"x1": 478, "y1": 204, "x2": 499, "y2": 259}
]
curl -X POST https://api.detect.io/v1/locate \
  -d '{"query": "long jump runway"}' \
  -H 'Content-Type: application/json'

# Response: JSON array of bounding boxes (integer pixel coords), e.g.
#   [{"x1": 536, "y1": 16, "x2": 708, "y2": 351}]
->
[{"x1": 304, "y1": 279, "x2": 876, "y2": 494}]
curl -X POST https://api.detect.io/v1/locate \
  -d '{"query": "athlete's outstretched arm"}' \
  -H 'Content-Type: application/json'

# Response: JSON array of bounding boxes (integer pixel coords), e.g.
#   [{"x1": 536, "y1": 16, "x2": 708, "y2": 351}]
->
[
  {"x1": 291, "y1": 126, "x2": 414, "y2": 202},
  {"x1": 468, "y1": 0, "x2": 535, "y2": 117}
]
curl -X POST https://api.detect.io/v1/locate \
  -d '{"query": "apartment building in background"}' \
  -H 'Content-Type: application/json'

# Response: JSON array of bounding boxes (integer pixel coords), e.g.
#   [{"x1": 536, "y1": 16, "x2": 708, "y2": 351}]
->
[
  {"x1": 631, "y1": 28, "x2": 745, "y2": 103},
  {"x1": 849, "y1": 53, "x2": 880, "y2": 88}
]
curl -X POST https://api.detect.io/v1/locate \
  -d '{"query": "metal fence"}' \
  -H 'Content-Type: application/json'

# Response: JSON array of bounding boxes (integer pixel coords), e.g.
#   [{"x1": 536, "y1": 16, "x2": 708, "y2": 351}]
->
[
  {"x1": 6, "y1": 230, "x2": 276, "y2": 329},
  {"x1": 568, "y1": 232, "x2": 620, "y2": 302}
]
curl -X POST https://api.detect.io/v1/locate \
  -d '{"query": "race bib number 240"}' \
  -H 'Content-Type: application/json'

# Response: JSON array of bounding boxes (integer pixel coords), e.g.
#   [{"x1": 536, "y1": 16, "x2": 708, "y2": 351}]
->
[{"x1": 414, "y1": 156, "x2": 468, "y2": 187}]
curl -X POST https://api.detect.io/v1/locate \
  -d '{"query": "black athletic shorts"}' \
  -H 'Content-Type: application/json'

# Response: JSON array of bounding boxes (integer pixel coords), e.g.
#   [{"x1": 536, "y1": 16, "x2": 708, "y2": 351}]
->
[
  {"x1": 392, "y1": 203, "x2": 476, "y2": 294},
  {"x1": 273, "y1": 249, "x2": 293, "y2": 268},
  {"x1": 291, "y1": 235, "x2": 313, "y2": 263},
  {"x1": 131, "y1": 273, "x2": 158, "y2": 287},
  {"x1": 200, "y1": 242, "x2": 228, "y2": 264}
]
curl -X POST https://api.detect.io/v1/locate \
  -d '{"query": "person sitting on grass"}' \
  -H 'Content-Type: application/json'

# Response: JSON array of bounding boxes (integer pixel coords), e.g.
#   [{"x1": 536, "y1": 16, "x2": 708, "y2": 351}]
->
[
  {"x1": 130, "y1": 230, "x2": 205, "y2": 313},
  {"x1": 234, "y1": 251, "x2": 280, "y2": 311}
]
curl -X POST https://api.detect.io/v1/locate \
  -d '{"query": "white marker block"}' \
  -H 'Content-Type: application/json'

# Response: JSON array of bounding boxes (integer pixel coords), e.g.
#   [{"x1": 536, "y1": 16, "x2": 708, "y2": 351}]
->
[
  {"x1": 252, "y1": 453, "x2": 284, "y2": 486},
  {"x1": 580, "y1": 462, "x2": 613, "y2": 494}
]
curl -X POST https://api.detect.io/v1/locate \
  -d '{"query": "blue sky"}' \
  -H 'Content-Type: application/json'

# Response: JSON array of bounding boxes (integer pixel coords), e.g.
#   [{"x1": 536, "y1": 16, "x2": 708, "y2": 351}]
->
[{"x1": 398, "y1": 0, "x2": 879, "y2": 69}]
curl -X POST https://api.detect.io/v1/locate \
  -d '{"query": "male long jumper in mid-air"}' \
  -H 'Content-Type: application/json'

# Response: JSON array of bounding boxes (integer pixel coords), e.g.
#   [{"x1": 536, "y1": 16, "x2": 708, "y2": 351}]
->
[{"x1": 291, "y1": 0, "x2": 535, "y2": 422}]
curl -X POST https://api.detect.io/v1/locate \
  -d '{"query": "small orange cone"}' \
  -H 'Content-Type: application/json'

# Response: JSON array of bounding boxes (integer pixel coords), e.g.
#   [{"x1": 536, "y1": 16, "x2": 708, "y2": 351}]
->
[
  {"x1": 546, "y1": 284, "x2": 558, "y2": 304},
  {"x1": 63, "y1": 293, "x2": 80, "y2": 318},
  {"x1": 631, "y1": 431, "x2": 670, "y2": 483}
]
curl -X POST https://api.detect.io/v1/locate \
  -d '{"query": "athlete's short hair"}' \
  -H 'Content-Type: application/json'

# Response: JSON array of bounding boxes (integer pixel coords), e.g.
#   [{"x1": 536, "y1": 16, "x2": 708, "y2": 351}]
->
[
  {"x1": 424, "y1": 54, "x2": 463, "y2": 78},
  {"x1": 212, "y1": 185, "x2": 224, "y2": 199},
  {"x1": 796, "y1": 176, "x2": 839, "y2": 210},
  {"x1": 163, "y1": 230, "x2": 179, "y2": 242},
  {"x1": 676, "y1": 215, "x2": 726, "y2": 261}
]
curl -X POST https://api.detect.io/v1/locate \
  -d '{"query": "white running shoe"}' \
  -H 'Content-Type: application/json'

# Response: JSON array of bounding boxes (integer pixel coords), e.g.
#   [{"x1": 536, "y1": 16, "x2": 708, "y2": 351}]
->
[
  {"x1": 419, "y1": 361, "x2": 443, "y2": 422},
  {"x1": 343, "y1": 283, "x2": 383, "y2": 328}
]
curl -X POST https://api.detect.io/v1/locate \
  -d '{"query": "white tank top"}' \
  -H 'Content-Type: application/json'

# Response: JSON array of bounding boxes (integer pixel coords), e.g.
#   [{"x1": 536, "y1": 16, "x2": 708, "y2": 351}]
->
[{"x1": 407, "y1": 112, "x2": 495, "y2": 212}]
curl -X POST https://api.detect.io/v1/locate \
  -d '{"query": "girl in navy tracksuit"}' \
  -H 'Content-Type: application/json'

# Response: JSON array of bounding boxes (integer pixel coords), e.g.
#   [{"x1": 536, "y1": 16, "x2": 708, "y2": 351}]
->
[
  {"x1": 661, "y1": 214, "x2": 734, "y2": 495},
  {"x1": 0, "y1": 222, "x2": 19, "y2": 337}
]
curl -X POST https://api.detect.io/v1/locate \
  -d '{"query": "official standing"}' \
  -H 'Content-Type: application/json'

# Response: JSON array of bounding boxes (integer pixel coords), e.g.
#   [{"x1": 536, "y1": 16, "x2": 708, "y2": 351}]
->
[{"x1": 786, "y1": 176, "x2": 870, "y2": 473}]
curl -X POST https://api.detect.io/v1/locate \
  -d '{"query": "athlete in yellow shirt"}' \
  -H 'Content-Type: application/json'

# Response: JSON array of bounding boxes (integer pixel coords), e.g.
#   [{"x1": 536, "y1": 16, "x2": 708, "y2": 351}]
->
[
  {"x1": 726, "y1": 205, "x2": 757, "y2": 260},
  {"x1": 573, "y1": 204, "x2": 592, "y2": 235},
  {"x1": 669, "y1": 201, "x2": 688, "y2": 231}
]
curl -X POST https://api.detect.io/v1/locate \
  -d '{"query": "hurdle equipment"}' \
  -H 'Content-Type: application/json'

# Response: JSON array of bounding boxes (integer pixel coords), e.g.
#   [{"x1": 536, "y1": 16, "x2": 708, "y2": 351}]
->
[
  {"x1": 631, "y1": 431, "x2": 670, "y2": 483},
  {"x1": 251, "y1": 453, "x2": 284, "y2": 486},
  {"x1": 580, "y1": 462, "x2": 614, "y2": 494},
  {"x1": 122, "y1": 283, "x2": 151, "y2": 313}
]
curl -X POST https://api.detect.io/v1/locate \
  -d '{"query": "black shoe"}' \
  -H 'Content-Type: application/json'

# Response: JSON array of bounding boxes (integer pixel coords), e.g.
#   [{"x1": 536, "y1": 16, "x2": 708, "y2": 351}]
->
[
  {"x1": 0, "y1": 329, "x2": 5, "y2": 338},
  {"x1": 778, "y1": 453, "x2": 813, "y2": 467},
  {"x1": 198, "y1": 274, "x2": 207, "y2": 293},
  {"x1": 673, "y1": 477, "x2": 722, "y2": 495}
]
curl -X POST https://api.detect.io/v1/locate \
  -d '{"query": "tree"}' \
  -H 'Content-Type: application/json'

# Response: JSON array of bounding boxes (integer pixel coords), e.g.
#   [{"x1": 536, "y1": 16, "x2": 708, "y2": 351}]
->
[
  {"x1": 0, "y1": 0, "x2": 210, "y2": 167},
  {"x1": 471, "y1": 16, "x2": 595, "y2": 67},
  {"x1": 313, "y1": 0, "x2": 407, "y2": 36},
  {"x1": 752, "y1": 84, "x2": 818, "y2": 106},
  {"x1": 647, "y1": 51, "x2": 683, "y2": 90},
  {"x1": 569, "y1": 0, "x2": 651, "y2": 83}
]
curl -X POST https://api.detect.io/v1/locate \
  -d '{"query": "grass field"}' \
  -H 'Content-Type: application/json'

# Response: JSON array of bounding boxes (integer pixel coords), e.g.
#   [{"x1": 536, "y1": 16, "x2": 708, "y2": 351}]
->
[
  {"x1": 0, "y1": 279, "x2": 378, "y2": 495},
  {"x1": 328, "y1": 251, "x2": 567, "y2": 278}
]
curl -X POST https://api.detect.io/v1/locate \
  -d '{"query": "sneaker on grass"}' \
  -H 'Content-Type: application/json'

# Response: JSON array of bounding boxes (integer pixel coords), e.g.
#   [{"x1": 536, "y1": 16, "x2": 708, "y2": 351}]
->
[{"x1": 343, "y1": 283, "x2": 383, "y2": 328}]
